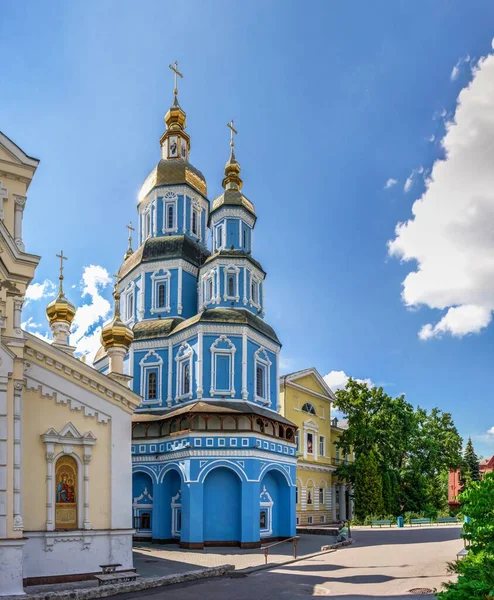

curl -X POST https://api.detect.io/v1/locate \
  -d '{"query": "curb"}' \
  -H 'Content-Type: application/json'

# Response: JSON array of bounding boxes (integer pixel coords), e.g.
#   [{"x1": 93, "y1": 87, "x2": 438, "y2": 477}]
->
[
  {"x1": 7, "y1": 565, "x2": 235, "y2": 600},
  {"x1": 236, "y1": 538, "x2": 354, "y2": 575}
]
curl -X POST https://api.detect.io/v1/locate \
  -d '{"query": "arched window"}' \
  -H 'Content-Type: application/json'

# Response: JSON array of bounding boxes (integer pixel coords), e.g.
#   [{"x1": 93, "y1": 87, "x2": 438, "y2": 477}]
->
[
  {"x1": 148, "y1": 372, "x2": 157, "y2": 400},
  {"x1": 55, "y1": 455, "x2": 78, "y2": 530},
  {"x1": 302, "y1": 402, "x2": 316, "y2": 415},
  {"x1": 256, "y1": 365, "x2": 265, "y2": 398},
  {"x1": 183, "y1": 363, "x2": 190, "y2": 394},
  {"x1": 167, "y1": 204, "x2": 174, "y2": 229},
  {"x1": 228, "y1": 274, "x2": 235, "y2": 297}
]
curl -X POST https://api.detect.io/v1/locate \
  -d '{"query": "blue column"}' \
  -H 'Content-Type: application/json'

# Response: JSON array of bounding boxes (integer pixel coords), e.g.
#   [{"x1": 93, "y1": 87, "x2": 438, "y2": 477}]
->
[
  {"x1": 180, "y1": 482, "x2": 204, "y2": 548},
  {"x1": 286, "y1": 484, "x2": 297, "y2": 537},
  {"x1": 151, "y1": 479, "x2": 164, "y2": 542},
  {"x1": 241, "y1": 480, "x2": 261, "y2": 547}
]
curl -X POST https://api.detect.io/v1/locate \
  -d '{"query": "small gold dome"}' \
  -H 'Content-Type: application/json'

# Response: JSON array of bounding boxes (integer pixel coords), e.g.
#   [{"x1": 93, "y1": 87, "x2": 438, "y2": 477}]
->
[
  {"x1": 46, "y1": 285, "x2": 76, "y2": 326},
  {"x1": 101, "y1": 287, "x2": 134, "y2": 351},
  {"x1": 164, "y1": 97, "x2": 187, "y2": 131},
  {"x1": 222, "y1": 148, "x2": 243, "y2": 191}
]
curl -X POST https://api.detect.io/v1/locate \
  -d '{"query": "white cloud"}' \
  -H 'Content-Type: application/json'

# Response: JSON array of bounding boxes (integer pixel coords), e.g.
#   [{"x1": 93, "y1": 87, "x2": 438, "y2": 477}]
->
[
  {"x1": 323, "y1": 370, "x2": 374, "y2": 392},
  {"x1": 389, "y1": 50, "x2": 494, "y2": 339},
  {"x1": 69, "y1": 265, "x2": 112, "y2": 363},
  {"x1": 488, "y1": 426, "x2": 494, "y2": 436},
  {"x1": 403, "y1": 166, "x2": 424, "y2": 193},
  {"x1": 21, "y1": 316, "x2": 43, "y2": 330},
  {"x1": 451, "y1": 55, "x2": 472, "y2": 81},
  {"x1": 385, "y1": 178, "x2": 397, "y2": 189},
  {"x1": 428, "y1": 134, "x2": 436, "y2": 143},
  {"x1": 25, "y1": 279, "x2": 56, "y2": 303}
]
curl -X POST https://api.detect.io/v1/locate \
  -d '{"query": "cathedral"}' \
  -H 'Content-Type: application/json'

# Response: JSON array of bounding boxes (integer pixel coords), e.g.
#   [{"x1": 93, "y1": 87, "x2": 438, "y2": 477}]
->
[{"x1": 94, "y1": 65, "x2": 298, "y2": 548}]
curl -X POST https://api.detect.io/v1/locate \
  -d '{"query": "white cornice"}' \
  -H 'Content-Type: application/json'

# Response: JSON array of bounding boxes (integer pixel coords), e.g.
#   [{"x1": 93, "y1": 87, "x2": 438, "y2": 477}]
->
[
  {"x1": 140, "y1": 185, "x2": 209, "y2": 213},
  {"x1": 280, "y1": 368, "x2": 336, "y2": 401},
  {"x1": 133, "y1": 448, "x2": 297, "y2": 465},
  {"x1": 119, "y1": 258, "x2": 198, "y2": 290},
  {"x1": 24, "y1": 333, "x2": 141, "y2": 411},
  {"x1": 0, "y1": 132, "x2": 39, "y2": 168},
  {"x1": 132, "y1": 323, "x2": 279, "y2": 354},
  {"x1": 209, "y1": 206, "x2": 255, "y2": 228}
]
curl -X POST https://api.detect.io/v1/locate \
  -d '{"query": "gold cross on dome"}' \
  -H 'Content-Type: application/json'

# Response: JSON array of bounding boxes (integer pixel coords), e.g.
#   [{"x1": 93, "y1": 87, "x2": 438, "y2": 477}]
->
[
  {"x1": 168, "y1": 61, "x2": 183, "y2": 97},
  {"x1": 227, "y1": 120, "x2": 238, "y2": 147},
  {"x1": 56, "y1": 250, "x2": 68, "y2": 279},
  {"x1": 126, "y1": 221, "x2": 135, "y2": 245}
]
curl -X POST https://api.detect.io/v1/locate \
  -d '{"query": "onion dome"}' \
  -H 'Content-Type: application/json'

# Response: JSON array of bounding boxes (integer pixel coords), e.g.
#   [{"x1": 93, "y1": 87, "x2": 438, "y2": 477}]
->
[
  {"x1": 138, "y1": 61, "x2": 207, "y2": 203},
  {"x1": 210, "y1": 121, "x2": 256, "y2": 221},
  {"x1": 101, "y1": 284, "x2": 134, "y2": 351},
  {"x1": 46, "y1": 251, "x2": 76, "y2": 326}
]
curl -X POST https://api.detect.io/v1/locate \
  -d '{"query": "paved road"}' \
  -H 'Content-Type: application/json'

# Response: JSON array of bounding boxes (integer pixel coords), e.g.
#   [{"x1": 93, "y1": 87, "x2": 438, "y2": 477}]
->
[{"x1": 117, "y1": 526, "x2": 462, "y2": 599}]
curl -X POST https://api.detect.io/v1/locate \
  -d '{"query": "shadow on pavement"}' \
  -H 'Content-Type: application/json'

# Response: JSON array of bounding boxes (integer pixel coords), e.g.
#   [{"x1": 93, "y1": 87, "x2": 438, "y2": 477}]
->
[{"x1": 348, "y1": 527, "x2": 461, "y2": 547}]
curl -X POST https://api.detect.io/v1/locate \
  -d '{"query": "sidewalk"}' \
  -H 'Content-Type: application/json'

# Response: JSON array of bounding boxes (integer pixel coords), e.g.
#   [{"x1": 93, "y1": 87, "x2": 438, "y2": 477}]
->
[
  {"x1": 134, "y1": 533, "x2": 338, "y2": 575},
  {"x1": 23, "y1": 533, "x2": 339, "y2": 596}
]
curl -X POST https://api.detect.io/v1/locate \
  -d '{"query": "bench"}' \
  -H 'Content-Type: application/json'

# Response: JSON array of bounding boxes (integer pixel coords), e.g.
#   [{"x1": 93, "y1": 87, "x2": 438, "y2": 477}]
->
[
  {"x1": 94, "y1": 563, "x2": 139, "y2": 586},
  {"x1": 370, "y1": 520, "x2": 392, "y2": 528},
  {"x1": 436, "y1": 517, "x2": 459, "y2": 525},
  {"x1": 410, "y1": 518, "x2": 432, "y2": 526}
]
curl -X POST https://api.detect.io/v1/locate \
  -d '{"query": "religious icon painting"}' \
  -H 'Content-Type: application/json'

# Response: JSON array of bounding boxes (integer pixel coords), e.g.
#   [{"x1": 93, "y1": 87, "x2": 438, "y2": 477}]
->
[
  {"x1": 169, "y1": 136, "x2": 178, "y2": 158},
  {"x1": 180, "y1": 138, "x2": 187, "y2": 159},
  {"x1": 55, "y1": 455, "x2": 78, "y2": 530}
]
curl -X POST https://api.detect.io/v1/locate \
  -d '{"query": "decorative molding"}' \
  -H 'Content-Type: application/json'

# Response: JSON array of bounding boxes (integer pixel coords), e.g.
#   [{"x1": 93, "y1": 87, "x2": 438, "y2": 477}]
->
[
  {"x1": 209, "y1": 335, "x2": 236, "y2": 398},
  {"x1": 210, "y1": 206, "x2": 255, "y2": 228}
]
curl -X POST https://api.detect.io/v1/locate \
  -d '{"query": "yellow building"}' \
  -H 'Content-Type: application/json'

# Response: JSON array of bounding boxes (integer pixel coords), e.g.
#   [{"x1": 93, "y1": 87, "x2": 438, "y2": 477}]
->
[
  {"x1": 0, "y1": 131, "x2": 141, "y2": 594},
  {"x1": 279, "y1": 369, "x2": 353, "y2": 526}
]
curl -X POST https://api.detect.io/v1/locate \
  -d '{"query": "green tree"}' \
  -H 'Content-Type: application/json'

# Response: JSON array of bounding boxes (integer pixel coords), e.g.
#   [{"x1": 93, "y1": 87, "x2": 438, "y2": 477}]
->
[
  {"x1": 461, "y1": 437, "x2": 480, "y2": 488},
  {"x1": 438, "y1": 472, "x2": 494, "y2": 600},
  {"x1": 354, "y1": 450, "x2": 384, "y2": 520},
  {"x1": 382, "y1": 471, "x2": 392, "y2": 514}
]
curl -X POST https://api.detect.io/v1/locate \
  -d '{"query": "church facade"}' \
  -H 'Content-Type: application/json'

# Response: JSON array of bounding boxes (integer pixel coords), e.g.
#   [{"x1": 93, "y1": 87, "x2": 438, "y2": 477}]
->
[
  {"x1": 95, "y1": 71, "x2": 297, "y2": 548},
  {"x1": 0, "y1": 131, "x2": 141, "y2": 595}
]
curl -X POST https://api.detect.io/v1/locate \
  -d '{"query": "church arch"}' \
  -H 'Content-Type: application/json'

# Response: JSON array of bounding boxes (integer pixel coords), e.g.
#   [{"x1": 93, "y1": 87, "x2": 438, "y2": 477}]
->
[
  {"x1": 260, "y1": 469, "x2": 291, "y2": 539},
  {"x1": 132, "y1": 471, "x2": 154, "y2": 537},
  {"x1": 203, "y1": 467, "x2": 241, "y2": 544},
  {"x1": 197, "y1": 460, "x2": 247, "y2": 483}
]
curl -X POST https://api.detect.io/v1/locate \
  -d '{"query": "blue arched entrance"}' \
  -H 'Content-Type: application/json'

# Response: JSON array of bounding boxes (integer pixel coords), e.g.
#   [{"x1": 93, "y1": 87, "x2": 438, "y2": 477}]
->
[
  {"x1": 132, "y1": 471, "x2": 153, "y2": 538},
  {"x1": 153, "y1": 468, "x2": 182, "y2": 543},
  {"x1": 260, "y1": 469, "x2": 291, "y2": 539},
  {"x1": 203, "y1": 467, "x2": 241, "y2": 544}
]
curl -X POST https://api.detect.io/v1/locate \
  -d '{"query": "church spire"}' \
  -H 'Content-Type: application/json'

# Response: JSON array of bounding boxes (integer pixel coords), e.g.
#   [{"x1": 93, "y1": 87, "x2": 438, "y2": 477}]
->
[
  {"x1": 160, "y1": 61, "x2": 189, "y2": 160},
  {"x1": 46, "y1": 250, "x2": 76, "y2": 352},
  {"x1": 222, "y1": 120, "x2": 243, "y2": 191}
]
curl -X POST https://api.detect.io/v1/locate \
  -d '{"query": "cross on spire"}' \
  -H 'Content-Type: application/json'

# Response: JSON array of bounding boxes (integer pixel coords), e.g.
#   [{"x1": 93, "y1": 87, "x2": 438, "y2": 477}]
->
[
  {"x1": 126, "y1": 221, "x2": 135, "y2": 256},
  {"x1": 168, "y1": 61, "x2": 183, "y2": 98},
  {"x1": 227, "y1": 120, "x2": 238, "y2": 147},
  {"x1": 56, "y1": 250, "x2": 68, "y2": 295}
]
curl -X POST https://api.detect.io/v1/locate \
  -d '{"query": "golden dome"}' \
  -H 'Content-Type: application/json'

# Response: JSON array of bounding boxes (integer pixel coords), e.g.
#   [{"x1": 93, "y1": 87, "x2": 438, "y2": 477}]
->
[
  {"x1": 101, "y1": 286, "x2": 134, "y2": 351},
  {"x1": 138, "y1": 158, "x2": 207, "y2": 202},
  {"x1": 164, "y1": 96, "x2": 186, "y2": 131},
  {"x1": 46, "y1": 271, "x2": 76, "y2": 326},
  {"x1": 222, "y1": 148, "x2": 243, "y2": 191}
]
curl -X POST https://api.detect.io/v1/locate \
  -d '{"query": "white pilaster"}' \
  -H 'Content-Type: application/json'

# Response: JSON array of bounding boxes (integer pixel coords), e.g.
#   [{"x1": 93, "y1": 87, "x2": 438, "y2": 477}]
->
[
  {"x1": 45, "y1": 448, "x2": 55, "y2": 531},
  {"x1": 13, "y1": 299, "x2": 23, "y2": 337},
  {"x1": 167, "y1": 341, "x2": 173, "y2": 407},
  {"x1": 12, "y1": 381, "x2": 23, "y2": 531},
  {"x1": 13, "y1": 195, "x2": 26, "y2": 251},
  {"x1": 0, "y1": 379, "x2": 8, "y2": 539},
  {"x1": 178, "y1": 266, "x2": 183, "y2": 315},
  {"x1": 197, "y1": 330, "x2": 203, "y2": 399},
  {"x1": 83, "y1": 452, "x2": 91, "y2": 530},
  {"x1": 241, "y1": 331, "x2": 248, "y2": 400},
  {"x1": 331, "y1": 484, "x2": 337, "y2": 522},
  {"x1": 138, "y1": 273, "x2": 145, "y2": 320}
]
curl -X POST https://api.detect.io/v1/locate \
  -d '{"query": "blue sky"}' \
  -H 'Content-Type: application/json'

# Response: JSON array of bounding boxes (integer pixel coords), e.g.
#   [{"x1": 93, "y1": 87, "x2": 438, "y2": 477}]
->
[{"x1": 3, "y1": 1, "x2": 494, "y2": 456}]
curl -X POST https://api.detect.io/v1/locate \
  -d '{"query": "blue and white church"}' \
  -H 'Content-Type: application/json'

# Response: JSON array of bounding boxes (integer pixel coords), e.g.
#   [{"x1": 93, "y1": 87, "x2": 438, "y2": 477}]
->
[{"x1": 95, "y1": 69, "x2": 297, "y2": 548}]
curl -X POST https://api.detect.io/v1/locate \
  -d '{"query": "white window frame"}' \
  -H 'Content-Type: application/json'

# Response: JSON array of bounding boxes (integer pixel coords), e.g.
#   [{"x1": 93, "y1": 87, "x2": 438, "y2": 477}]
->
[
  {"x1": 175, "y1": 342, "x2": 193, "y2": 401},
  {"x1": 171, "y1": 490, "x2": 182, "y2": 538},
  {"x1": 190, "y1": 202, "x2": 201, "y2": 240},
  {"x1": 144, "y1": 207, "x2": 152, "y2": 240},
  {"x1": 260, "y1": 486, "x2": 274, "y2": 538},
  {"x1": 307, "y1": 432, "x2": 314, "y2": 455},
  {"x1": 250, "y1": 273, "x2": 261, "y2": 309},
  {"x1": 202, "y1": 269, "x2": 217, "y2": 308},
  {"x1": 319, "y1": 435, "x2": 325, "y2": 457},
  {"x1": 254, "y1": 347, "x2": 271, "y2": 405},
  {"x1": 151, "y1": 269, "x2": 171, "y2": 314},
  {"x1": 307, "y1": 516, "x2": 313, "y2": 525},
  {"x1": 123, "y1": 281, "x2": 136, "y2": 323},
  {"x1": 139, "y1": 350, "x2": 163, "y2": 404},
  {"x1": 162, "y1": 192, "x2": 178, "y2": 233},
  {"x1": 214, "y1": 222, "x2": 225, "y2": 251},
  {"x1": 210, "y1": 335, "x2": 236, "y2": 397},
  {"x1": 319, "y1": 487, "x2": 325, "y2": 505},
  {"x1": 223, "y1": 265, "x2": 240, "y2": 302}
]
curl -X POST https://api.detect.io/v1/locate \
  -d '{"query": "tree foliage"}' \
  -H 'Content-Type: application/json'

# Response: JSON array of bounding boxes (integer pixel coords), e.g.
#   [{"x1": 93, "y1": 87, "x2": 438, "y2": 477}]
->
[
  {"x1": 461, "y1": 437, "x2": 480, "y2": 488},
  {"x1": 335, "y1": 379, "x2": 463, "y2": 517},
  {"x1": 438, "y1": 473, "x2": 494, "y2": 600},
  {"x1": 354, "y1": 450, "x2": 383, "y2": 520}
]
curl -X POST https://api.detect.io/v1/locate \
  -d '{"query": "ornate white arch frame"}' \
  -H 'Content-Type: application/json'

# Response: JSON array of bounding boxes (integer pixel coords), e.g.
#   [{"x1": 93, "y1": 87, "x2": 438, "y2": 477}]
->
[
  {"x1": 175, "y1": 342, "x2": 194, "y2": 401},
  {"x1": 254, "y1": 347, "x2": 271, "y2": 405},
  {"x1": 210, "y1": 335, "x2": 236, "y2": 397},
  {"x1": 140, "y1": 350, "x2": 163, "y2": 404}
]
